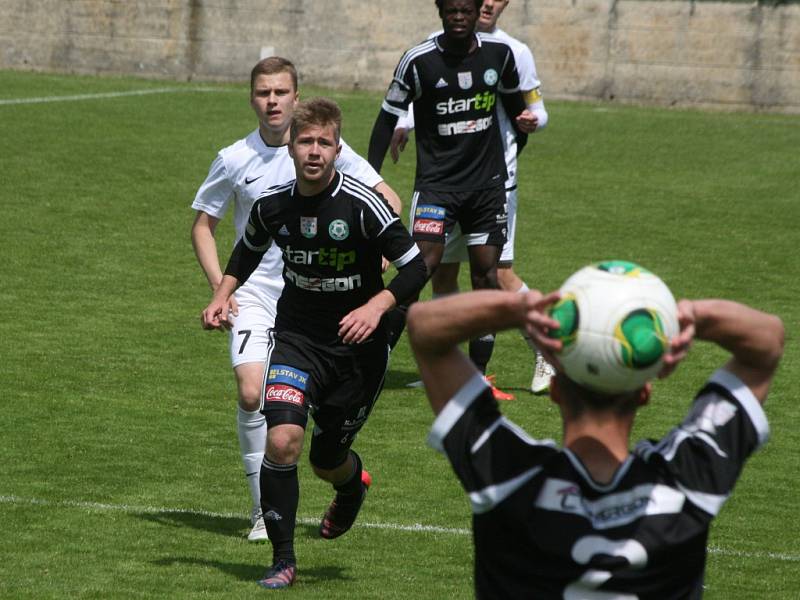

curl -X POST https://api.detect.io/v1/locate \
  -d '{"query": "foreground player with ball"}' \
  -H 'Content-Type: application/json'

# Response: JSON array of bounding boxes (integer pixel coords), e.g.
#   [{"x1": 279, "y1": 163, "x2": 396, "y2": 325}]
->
[{"x1": 408, "y1": 262, "x2": 783, "y2": 598}]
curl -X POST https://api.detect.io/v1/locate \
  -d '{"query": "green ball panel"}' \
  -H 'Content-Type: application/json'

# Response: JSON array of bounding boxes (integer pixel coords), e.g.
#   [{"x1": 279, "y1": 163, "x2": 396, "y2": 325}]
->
[
  {"x1": 548, "y1": 296, "x2": 579, "y2": 349},
  {"x1": 616, "y1": 309, "x2": 667, "y2": 368},
  {"x1": 596, "y1": 260, "x2": 651, "y2": 277}
]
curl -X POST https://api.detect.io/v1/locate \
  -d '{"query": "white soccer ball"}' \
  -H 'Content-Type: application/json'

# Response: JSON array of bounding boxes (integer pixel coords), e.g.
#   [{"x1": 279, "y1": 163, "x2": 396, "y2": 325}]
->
[{"x1": 548, "y1": 261, "x2": 679, "y2": 394}]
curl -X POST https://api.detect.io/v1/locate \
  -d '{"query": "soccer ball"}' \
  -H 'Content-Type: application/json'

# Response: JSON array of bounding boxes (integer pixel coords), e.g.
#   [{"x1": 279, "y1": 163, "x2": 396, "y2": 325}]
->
[{"x1": 547, "y1": 261, "x2": 679, "y2": 394}]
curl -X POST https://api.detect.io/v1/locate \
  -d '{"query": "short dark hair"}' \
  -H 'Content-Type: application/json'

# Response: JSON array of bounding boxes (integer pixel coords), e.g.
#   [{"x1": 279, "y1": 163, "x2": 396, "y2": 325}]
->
[
  {"x1": 435, "y1": 0, "x2": 483, "y2": 12},
  {"x1": 250, "y1": 56, "x2": 298, "y2": 94},
  {"x1": 556, "y1": 372, "x2": 642, "y2": 418},
  {"x1": 290, "y1": 98, "x2": 342, "y2": 144}
]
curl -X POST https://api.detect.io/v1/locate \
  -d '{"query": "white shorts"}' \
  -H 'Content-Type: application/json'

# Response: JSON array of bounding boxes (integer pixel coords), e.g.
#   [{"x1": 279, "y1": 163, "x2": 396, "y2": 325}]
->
[
  {"x1": 441, "y1": 187, "x2": 518, "y2": 264},
  {"x1": 228, "y1": 295, "x2": 278, "y2": 368}
]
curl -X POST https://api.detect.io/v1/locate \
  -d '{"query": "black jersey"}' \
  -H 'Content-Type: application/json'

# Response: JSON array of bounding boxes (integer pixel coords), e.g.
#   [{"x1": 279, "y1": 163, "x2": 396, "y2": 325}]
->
[
  {"x1": 429, "y1": 369, "x2": 769, "y2": 599},
  {"x1": 381, "y1": 33, "x2": 523, "y2": 192},
  {"x1": 231, "y1": 171, "x2": 424, "y2": 345}
]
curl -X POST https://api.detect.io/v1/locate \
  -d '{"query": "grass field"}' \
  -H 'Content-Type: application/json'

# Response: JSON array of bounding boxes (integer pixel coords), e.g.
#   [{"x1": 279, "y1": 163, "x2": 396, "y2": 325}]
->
[{"x1": 0, "y1": 69, "x2": 797, "y2": 598}]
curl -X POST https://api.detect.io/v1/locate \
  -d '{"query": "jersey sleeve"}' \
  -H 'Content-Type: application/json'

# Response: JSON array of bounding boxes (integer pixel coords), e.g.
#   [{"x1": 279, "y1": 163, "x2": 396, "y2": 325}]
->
[
  {"x1": 498, "y1": 44, "x2": 522, "y2": 95},
  {"x1": 428, "y1": 373, "x2": 558, "y2": 514},
  {"x1": 635, "y1": 368, "x2": 770, "y2": 517},
  {"x1": 337, "y1": 139, "x2": 383, "y2": 188},
  {"x1": 224, "y1": 195, "x2": 275, "y2": 283},
  {"x1": 380, "y1": 50, "x2": 419, "y2": 118},
  {"x1": 191, "y1": 153, "x2": 233, "y2": 218},
  {"x1": 515, "y1": 44, "x2": 541, "y2": 94}
]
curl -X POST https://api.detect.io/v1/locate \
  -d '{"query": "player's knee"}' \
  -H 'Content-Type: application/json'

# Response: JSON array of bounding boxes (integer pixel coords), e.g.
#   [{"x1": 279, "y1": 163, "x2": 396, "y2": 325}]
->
[
  {"x1": 235, "y1": 365, "x2": 265, "y2": 412},
  {"x1": 471, "y1": 269, "x2": 498, "y2": 290},
  {"x1": 431, "y1": 263, "x2": 460, "y2": 295},
  {"x1": 237, "y1": 382, "x2": 262, "y2": 412},
  {"x1": 265, "y1": 426, "x2": 304, "y2": 464}
]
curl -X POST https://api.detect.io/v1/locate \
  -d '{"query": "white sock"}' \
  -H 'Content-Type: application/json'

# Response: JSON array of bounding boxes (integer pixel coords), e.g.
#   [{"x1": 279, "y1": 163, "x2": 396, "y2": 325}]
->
[
  {"x1": 237, "y1": 406, "x2": 266, "y2": 510},
  {"x1": 516, "y1": 282, "x2": 539, "y2": 354}
]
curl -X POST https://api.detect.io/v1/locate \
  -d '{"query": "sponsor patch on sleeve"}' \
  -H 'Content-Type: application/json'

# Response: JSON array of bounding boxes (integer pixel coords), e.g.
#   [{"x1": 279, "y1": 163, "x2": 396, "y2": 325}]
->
[
  {"x1": 267, "y1": 364, "x2": 310, "y2": 390},
  {"x1": 386, "y1": 81, "x2": 409, "y2": 103}
]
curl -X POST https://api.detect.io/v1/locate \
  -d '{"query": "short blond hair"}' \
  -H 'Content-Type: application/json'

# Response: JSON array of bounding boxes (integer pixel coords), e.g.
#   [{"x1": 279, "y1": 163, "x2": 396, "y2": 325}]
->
[
  {"x1": 290, "y1": 98, "x2": 342, "y2": 144},
  {"x1": 250, "y1": 56, "x2": 298, "y2": 94}
]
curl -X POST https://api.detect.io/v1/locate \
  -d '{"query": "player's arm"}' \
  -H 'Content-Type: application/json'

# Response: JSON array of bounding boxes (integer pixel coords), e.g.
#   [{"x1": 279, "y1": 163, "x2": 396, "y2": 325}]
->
[
  {"x1": 201, "y1": 200, "x2": 273, "y2": 330},
  {"x1": 390, "y1": 107, "x2": 415, "y2": 164},
  {"x1": 664, "y1": 300, "x2": 784, "y2": 404},
  {"x1": 368, "y1": 60, "x2": 416, "y2": 172},
  {"x1": 339, "y1": 215, "x2": 427, "y2": 344},
  {"x1": 368, "y1": 109, "x2": 400, "y2": 173},
  {"x1": 408, "y1": 290, "x2": 561, "y2": 414},
  {"x1": 374, "y1": 181, "x2": 402, "y2": 216},
  {"x1": 191, "y1": 153, "x2": 236, "y2": 292},
  {"x1": 191, "y1": 211, "x2": 223, "y2": 291}
]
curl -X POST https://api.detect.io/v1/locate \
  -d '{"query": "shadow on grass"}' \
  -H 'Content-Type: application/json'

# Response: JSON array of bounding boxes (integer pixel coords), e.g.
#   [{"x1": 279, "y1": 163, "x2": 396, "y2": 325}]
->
[
  {"x1": 153, "y1": 556, "x2": 350, "y2": 584},
  {"x1": 384, "y1": 368, "x2": 421, "y2": 389},
  {"x1": 137, "y1": 510, "x2": 246, "y2": 538},
  {"x1": 137, "y1": 511, "x2": 350, "y2": 543}
]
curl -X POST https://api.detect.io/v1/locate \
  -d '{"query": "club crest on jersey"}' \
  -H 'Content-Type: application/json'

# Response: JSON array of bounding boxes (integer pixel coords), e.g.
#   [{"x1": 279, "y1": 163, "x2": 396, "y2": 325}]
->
[
  {"x1": 483, "y1": 68, "x2": 498, "y2": 86},
  {"x1": 300, "y1": 216, "x2": 317, "y2": 238},
  {"x1": 328, "y1": 219, "x2": 349, "y2": 241},
  {"x1": 457, "y1": 72, "x2": 473, "y2": 90}
]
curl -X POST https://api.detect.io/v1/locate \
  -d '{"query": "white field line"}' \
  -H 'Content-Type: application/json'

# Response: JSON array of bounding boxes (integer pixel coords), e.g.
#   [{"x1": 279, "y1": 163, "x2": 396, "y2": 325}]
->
[
  {"x1": 2, "y1": 494, "x2": 799, "y2": 563},
  {"x1": 0, "y1": 87, "x2": 233, "y2": 106}
]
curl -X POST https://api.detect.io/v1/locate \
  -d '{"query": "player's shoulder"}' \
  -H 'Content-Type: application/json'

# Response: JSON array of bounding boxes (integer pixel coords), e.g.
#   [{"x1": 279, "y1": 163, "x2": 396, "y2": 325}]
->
[
  {"x1": 255, "y1": 180, "x2": 294, "y2": 208},
  {"x1": 340, "y1": 174, "x2": 396, "y2": 222},
  {"x1": 477, "y1": 31, "x2": 514, "y2": 52},
  {"x1": 487, "y1": 28, "x2": 532, "y2": 58},
  {"x1": 397, "y1": 37, "x2": 439, "y2": 71},
  {"x1": 217, "y1": 129, "x2": 261, "y2": 161}
]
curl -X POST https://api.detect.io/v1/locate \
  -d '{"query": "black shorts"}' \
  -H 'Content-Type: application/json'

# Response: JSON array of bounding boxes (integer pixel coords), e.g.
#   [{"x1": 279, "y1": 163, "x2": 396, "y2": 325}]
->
[
  {"x1": 260, "y1": 329, "x2": 389, "y2": 468},
  {"x1": 410, "y1": 186, "x2": 507, "y2": 246}
]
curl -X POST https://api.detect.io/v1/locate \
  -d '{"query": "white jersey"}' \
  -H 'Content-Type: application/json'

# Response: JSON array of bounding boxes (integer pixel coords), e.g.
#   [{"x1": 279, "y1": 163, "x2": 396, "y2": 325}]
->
[
  {"x1": 398, "y1": 27, "x2": 543, "y2": 189},
  {"x1": 192, "y1": 129, "x2": 382, "y2": 307}
]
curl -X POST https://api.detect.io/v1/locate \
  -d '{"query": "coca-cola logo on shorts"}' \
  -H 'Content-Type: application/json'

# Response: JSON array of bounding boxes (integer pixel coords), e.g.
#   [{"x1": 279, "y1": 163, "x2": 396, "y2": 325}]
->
[
  {"x1": 264, "y1": 384, "x2": 305, "y2": 406},
  {"x1": 413, "y1": 218, "x2": 444, "y2": 235}
]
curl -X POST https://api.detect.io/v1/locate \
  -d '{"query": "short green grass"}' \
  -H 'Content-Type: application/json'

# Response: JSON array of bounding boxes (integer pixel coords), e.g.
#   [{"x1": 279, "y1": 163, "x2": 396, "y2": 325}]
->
[{"x1": 0, "y1": 69, "x2": 797, "y2": 598}]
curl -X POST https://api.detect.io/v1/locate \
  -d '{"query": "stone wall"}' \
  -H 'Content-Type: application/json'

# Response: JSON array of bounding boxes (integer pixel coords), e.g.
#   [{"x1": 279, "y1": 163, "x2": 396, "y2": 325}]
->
[{"x1": 1, "y1": 0, "x2": 798, "y2": 113}]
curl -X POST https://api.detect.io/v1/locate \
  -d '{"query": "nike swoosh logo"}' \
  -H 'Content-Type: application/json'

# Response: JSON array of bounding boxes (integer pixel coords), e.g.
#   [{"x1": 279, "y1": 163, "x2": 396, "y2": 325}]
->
[{"x1": 245, "y1": 175, "x2": 263, "y2": 185}]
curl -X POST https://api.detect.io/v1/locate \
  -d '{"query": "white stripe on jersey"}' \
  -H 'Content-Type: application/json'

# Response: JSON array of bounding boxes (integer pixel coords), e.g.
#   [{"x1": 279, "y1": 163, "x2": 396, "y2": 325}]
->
[
  {"x1": 673, "y1": 481, "x2": 728, "y2": 516},
  {"x1": 382, "y1": 100, "x2": 408, "y2": 118},
  {"x1": 428, "y1": 373, "x2": 488, "y2": 453},
  {"x1": 342, "y1": 178, "x2": 397, "y2": 235},
  {"x1": 470, "y1": 416, "x2": 556, "y2": 456},
  {"x1": 535, "y1": 479, "x2": 686, "y2": 530},
  {"x1": 709, "y1": 368, "x2": 770, "y2": 446},
  {"x1": 391, "y1": 244, "x2": 421, "y2": 269},
  {"x1": 395, "y1": 39, "x2": 437, "y2": 80},
  {"x1": 469, "y1": 466, "x2": 543, "y2": 515},
  {"x1": 256, "y1": 181, "x2": 293, "y2": 202}
]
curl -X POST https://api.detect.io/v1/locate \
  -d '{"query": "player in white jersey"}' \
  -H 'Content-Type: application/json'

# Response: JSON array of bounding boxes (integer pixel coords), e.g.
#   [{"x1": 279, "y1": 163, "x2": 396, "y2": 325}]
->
[
  {"x1": 391, "y1": 0, "x2": 553, "y2": 400},
  {"x1": 191, "y1": 57, "x2": 402, "y2": 542},
  {"x1": 407, "y1": 286, "x2": 783, "y2": 598}
]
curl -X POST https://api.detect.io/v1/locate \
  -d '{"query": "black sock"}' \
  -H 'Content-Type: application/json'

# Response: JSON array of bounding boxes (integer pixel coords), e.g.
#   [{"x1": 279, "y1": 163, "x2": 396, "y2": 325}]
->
[
  {"x1": 334, "y1": 451, "x2": 363, "y2": 501},
  {"x1": 260, "y1": 458, "x2": 299, "y2": 565},
  {"x1": 469, "y1": 333, "x2": 496, "y2": 374}
]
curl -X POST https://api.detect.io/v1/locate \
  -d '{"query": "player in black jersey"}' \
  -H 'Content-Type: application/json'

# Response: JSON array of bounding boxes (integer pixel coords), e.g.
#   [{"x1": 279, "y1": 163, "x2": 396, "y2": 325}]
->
[
  {"x1": 407, "y1": 289, "x2": 783, "y2": 598},
  {"x1": 368, "y1": 0, "x2": 537, "y2": 367},
  {"x1": 203, "y1": 99, "x2": 427, "y2": 590}
]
